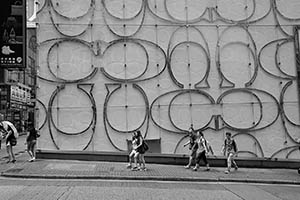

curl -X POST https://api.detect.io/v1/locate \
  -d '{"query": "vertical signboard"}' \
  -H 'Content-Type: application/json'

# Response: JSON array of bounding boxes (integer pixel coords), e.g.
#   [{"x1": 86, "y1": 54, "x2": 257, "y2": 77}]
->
[{"x1": 0, "y1": 0, "x2": 26, "y2": 68}]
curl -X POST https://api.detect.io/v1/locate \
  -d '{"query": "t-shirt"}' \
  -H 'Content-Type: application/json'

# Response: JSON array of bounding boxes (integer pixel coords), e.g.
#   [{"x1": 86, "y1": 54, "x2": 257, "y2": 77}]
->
[
  {"x1": 27, "y1": 127, "x2": 38, "y2": 142},
  {"x1": 189, "y1": 134, "x2": 198, "y2": 150},
  {"x1": 224, "y1": 138, "x2": 237, "y2": 153},
  {"x1": 197, "y1": 137, "x2": 207, "y2": 153},
  {"x1": 0, "y1": 121, "x2": 18, "y2": 138}
]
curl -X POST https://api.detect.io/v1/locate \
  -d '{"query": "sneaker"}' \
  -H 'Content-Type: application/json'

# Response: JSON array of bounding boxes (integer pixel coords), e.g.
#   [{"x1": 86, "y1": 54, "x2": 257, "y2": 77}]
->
[
  {"x1": 131, "y1": 166, "x2": 138, "y2": 171},
  {"x1": 205, "y1": 168, "x2": 210, "y2": 171},
  {"x1": 126, "y1": 164, "x2": 132, "y2": 169},
  {"x1": 234, "y1": 165, "x2": 238, "y2": 171},
  {"x1": 11, "y1": 159, "x2": 16, "y2": 163},
  {"x1": 192, "y1": 167, "x2": 198, "y2": 171},
  {"x1": 184, "y1": 165, "x2": 191, "y2": 169},
  {"x1": 139, "y1": 167, "x2": 147, "y2": 171},
  {"x1": 6, "y1": 160, "x2": 11, "y2": 164},
  {"x1": 224, "y1": 170, "x2": 230, "y2": 174}
]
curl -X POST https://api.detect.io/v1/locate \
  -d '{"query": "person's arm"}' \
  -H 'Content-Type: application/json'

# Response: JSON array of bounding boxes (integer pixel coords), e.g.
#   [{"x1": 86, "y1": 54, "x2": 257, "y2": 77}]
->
[
  {"x1": 136, "y1": 136, "x2": 143, "y2": 148},
  {"x1": 221, "y1": 140, "x2": 226, "y2": 156},
  {"x1": 4, "y1": 130, "x2": 12, "y2": 140},
  {"x1": 202, "y1": 139, "x2": 208, "y2": 153},
  {"x1": 183, "y1": 140, "x2": 190, "y2": 147}
]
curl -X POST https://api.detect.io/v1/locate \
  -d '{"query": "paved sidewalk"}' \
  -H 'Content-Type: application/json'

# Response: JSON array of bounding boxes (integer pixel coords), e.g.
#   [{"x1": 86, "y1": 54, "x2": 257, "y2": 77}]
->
[{"x1": 1, "y1": 158, "x2": 300, "y2": 185}]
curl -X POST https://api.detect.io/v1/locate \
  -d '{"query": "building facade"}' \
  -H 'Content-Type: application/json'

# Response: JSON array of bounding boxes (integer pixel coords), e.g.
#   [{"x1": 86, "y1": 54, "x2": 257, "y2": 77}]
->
[{"x1": 36, "y1": 0, "x2": 300, "y2": 160}]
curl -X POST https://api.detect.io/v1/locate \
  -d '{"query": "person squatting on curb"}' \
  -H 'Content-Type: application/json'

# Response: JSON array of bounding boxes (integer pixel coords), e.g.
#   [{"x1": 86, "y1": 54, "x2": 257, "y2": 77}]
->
[
  {"x1": 193, "y1": 131, "x2": 210, "y2": 171},
  {"x1": 222, "y1": 132, "x2": 238, "y2": 174},
  {"x1": 183, "y1": 125, "x2": 197, "y2": 169},
  {"x1": 127, "y1": 130, "x2": 148, "y2": 171},
  {"x1": 25, "y1": 123, "x2": 40, "y2": 162},
  {"x1": 0, "y1": 120, "x2": 18, "y2": 163}
]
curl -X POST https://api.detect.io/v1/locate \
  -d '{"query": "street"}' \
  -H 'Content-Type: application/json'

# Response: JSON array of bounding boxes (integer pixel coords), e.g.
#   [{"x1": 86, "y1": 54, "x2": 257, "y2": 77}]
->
[
  {"x1": 0, "y1": 136, "x2": 300, "y2": 200},
  {"x1": 0, "y1": 177, "x2": 299, "y2": 200}
]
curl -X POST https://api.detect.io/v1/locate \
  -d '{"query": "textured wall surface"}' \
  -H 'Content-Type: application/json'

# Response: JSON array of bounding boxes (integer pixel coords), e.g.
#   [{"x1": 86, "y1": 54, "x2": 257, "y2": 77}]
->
[{"x1": 36, "y1": 0, "x2": 300, "y2": 160}]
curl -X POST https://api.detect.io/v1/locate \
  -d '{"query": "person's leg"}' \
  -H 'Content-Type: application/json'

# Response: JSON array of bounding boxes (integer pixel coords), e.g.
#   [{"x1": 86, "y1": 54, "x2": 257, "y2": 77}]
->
[
  {"x1": 127, "y1": 150, "x2": 135, "y2": 168},
  {"x1": 232, "y1": 157, "x2": 238, "y2": 170},
  {"x1": 132, "y1": 152, "x2": 139, "y2": 169},
  {"x1": 31, "y1": 140, "x2": 37, "y2": 160},
  {"x1": 27, "y1": 141, "x2": 33, "y2": 160},
  {"x1": 6, "y1": 144, "x2": 12, "y2": 162},
  {"x1": 193, "y1": 152, "x2": 201, "y2": 171},
  {"x1": 225, "y1": 153, "x2": 233, "y2": 173},
  {"x1": 139, "y1": 154, "x2": 146, "y2": 170},
  {"x1": 10, "y1": 145, "x2": 16, "y2": 162},
  {"x1": 203, "y1": 153, "x2": 210, "y2": 171},
  {"x1": 185, "y1": 150, "x2": 196, "y2": 168},
  {"x1": 7, "y1": 144, "x2": 15, "y2": 163}
]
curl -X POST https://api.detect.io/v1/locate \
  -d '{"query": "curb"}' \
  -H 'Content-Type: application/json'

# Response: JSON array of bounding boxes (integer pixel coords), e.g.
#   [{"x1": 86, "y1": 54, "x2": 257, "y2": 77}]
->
[{"x1": 2, "y1": 172, "x2": 300, "y2": 185}]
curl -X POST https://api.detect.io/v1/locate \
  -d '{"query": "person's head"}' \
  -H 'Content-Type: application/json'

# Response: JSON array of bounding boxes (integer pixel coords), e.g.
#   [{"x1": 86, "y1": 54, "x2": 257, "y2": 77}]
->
[
  {"x1": 196, "y1": 131, "x2": 203, "y2": 138},
  {"x1": 136, "y1": 130, "x2": 141, "y2": 137},
  {"x1": 225, "y1": 132, "x2": 231, "y2": 139}
]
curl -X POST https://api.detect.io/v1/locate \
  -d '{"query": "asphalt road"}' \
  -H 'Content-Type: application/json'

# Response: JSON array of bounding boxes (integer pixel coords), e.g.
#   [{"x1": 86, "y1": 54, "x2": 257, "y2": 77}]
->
[{"x1": 0, "y1": 177, "x2": 300, "y2": 200}]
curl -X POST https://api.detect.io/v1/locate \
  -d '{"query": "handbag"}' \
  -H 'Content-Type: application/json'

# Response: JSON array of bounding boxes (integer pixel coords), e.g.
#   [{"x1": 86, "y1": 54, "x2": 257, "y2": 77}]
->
[{"x1": 142, "y1": 141, "x2": 149, "y2": 152}]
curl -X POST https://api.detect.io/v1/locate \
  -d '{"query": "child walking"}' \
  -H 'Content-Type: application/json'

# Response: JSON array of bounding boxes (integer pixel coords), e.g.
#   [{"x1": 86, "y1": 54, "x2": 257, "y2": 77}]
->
[
  {"x1": 193, "y1": 131, "x2": 210, "y2": 171},
  {"x1": 222, "y1": 132, "x2": 238, "y2": 174}
]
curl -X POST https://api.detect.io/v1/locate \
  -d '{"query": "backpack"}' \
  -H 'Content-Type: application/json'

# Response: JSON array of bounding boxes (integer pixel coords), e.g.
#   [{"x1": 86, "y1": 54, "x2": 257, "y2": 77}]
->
[{"x1": 224, "y1": 139, "x2": 237, "y2": 152}]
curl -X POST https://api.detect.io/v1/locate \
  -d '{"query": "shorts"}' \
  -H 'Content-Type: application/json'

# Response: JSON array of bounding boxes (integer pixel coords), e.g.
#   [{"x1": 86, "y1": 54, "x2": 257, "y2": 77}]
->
[
  {"x1": 6, "y1": 134, "x2": 17, "y2": 146},
  {"x1": 190, "y1": 149, "x2": 197, "y2": 158}
]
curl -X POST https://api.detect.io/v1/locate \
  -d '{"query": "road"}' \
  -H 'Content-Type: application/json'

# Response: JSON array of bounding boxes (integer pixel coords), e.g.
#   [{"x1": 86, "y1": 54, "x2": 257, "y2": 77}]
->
[{"x1": 0, "y1": 177, "x2": 299, "y2": 200}]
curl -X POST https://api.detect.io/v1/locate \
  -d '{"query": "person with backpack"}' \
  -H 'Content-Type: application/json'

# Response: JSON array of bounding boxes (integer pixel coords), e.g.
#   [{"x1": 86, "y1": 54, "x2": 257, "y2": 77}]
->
[
  {"x1": 183, "y1": 125, "x2": 198, "y2": 169},
  {"x1": 193, "y1": 131, "x2": 210, "y2": 171},
  {"x1": 222, "y1": 132, "x2": 238, "y2": 174},
  {"x1": 0, "y1": 121, "x2": 18, "y2": 163},
  {"x1": 136, "y1": 130, "x2": 148, "y2": 171}
]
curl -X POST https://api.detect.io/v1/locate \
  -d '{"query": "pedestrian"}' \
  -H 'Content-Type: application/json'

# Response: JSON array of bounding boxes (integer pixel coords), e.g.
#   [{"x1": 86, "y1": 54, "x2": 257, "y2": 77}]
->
[
  {"x1": 25, "y1": 123, "x2": 39, "y2": 162},
  {"x1": 127, "y1": 131, "x2": 139, "y2": 169},
  {"x1": 136, "y1": 130, "x2": 148, "y2": 171},
  {"x1": 222, "y1": 132, "x2": 238, "y2": 174},
  {"x1": 0, "y1": 121, "x2": 18, "y2": 163},
  {"x1": 183, "y1": 125, "x2": 197, "y2": 169},
  {"x1": 193, "y1": 131, "x2": 210, "y2": 171}
]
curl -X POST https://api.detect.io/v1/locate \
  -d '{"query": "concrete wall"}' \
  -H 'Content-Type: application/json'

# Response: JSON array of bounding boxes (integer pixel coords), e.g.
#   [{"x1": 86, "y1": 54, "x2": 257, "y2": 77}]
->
[{"x1": 36, "y1": 0, "x2": 300, "y2": 160}]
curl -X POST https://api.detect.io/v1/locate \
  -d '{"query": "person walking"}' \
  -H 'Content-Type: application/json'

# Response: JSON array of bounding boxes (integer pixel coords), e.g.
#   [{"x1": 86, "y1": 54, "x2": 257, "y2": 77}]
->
[
  {"x1": 222, "y1": 132, "x2": 238, "y2": 174},
  {"x1": 136, "y1": 130, "x2": 148, "y2": 171},
  {"x1": 183, "y1": 125, "x2": 198, "y2": 169},
  {"x1": 25, "y1": 123, "x2": 39, "y2": 162},
  {"x1": 127, "y1": 131, "x2": 139, "y2": 169},
  {"x1": 0, "y1": 121, "x2": 18, "y2": 163},
  {"x1": 193, "y1": 131, "x2": 210, "y2": 171}
]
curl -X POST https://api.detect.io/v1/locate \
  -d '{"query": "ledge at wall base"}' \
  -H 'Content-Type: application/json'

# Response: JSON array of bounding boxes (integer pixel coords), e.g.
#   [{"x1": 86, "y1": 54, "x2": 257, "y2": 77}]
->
[{"x1": 36, "y1": 150, "x2": 300, "y2": 169}]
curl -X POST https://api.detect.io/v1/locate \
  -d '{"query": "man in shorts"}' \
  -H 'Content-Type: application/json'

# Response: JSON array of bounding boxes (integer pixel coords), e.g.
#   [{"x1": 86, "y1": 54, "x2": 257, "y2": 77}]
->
[{"x1": 0, "y1": 121, "x2": 18, "y2": 163}]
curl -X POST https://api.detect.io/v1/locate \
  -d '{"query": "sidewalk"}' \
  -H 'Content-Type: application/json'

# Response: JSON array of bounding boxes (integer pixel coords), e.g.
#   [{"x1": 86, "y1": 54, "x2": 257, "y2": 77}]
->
[{"x1": 1, "y1": 158, "x2": 300, "y2": 185}]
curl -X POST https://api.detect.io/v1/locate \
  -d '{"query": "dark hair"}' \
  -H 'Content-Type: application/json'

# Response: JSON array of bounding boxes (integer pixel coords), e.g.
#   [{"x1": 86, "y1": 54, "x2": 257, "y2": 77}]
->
[
  {"x1": 136, "y1": 130, "x2": 141, "y2": 136},
  {"x1": 226, "y1": 132, "x2": 231, "y2": 136}
]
